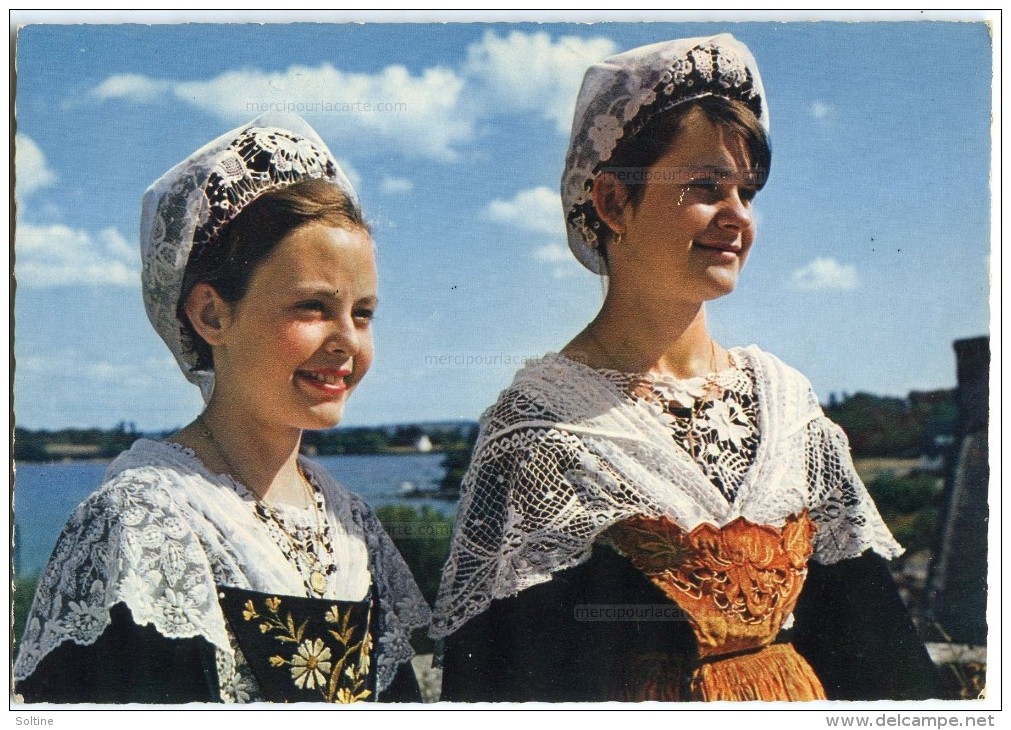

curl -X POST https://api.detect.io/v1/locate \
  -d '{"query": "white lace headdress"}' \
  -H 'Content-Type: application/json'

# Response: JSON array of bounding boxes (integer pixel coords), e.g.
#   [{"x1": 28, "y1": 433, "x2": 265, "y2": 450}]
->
[
  {"x1": 140, "y1": 112, "x2": 358, "y2": 401},
  {"x1": 561, "y1": 33, "x2": 770, "y2": 274}
]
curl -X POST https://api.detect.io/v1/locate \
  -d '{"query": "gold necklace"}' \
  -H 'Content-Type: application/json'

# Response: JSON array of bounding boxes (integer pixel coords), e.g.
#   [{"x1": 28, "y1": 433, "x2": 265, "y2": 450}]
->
[
  {"x1": 701, "y1": 339, "x2": 724, "y2": 400},
  {"x1": 690, "y1": 341, "x2": 722, "y2": 448},
  {"x1": 197, "y1": 415, "x2": 332, "y2": 596}
]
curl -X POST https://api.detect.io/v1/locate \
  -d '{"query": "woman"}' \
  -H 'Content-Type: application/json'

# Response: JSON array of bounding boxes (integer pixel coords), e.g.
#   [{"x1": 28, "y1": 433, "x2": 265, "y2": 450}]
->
[
  {"x1": 432, "y1": 34, "x2": 940, "y2": 701},
  {"x1": 14, "y1": 113, "x2": 429, "y2": 703}
]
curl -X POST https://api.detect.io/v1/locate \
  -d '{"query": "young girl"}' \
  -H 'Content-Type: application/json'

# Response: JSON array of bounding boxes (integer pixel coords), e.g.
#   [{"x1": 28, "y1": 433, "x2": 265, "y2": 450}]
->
[
  {"x1": 432, "y1": 34, "x2": 941, "y2": 702},
  {"x1": 15, "y1": 113, "x2": 429, "y2": 703}
]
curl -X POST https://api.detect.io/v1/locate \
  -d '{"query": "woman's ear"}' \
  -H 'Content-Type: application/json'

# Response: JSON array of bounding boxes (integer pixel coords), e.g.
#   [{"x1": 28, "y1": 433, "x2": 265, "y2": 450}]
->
[
  {"x1": 591, "y1": 171, "x2": 631, "y2": 237},
  {"x1": 183, "y1": 283, "x2": 233, "y2": 347}
]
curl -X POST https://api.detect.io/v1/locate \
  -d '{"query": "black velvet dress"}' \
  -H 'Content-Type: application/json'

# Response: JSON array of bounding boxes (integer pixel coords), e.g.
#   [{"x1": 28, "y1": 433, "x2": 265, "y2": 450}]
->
[
  {"x1": 438, "y1": 355, "x2": 941, "y2": 702},
  {"x1": 17, "y1": 587, "x2": 421, "y2": 704}
]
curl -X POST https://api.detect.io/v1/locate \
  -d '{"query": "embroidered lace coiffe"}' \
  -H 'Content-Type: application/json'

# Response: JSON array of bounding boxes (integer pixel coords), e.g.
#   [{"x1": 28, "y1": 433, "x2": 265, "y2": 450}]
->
[
  {"x1": 430, "y1": 346, "x2": 901, "y2": 640},
  {"x1": 15, "y1": 440, "x2": 430, "y2": 702},
  {"x1": 561, "y1": 34, "x2": 769, "y2": 274},
  {"x1": 140, "y1": 112, "x2": 357, "y2": 401}
]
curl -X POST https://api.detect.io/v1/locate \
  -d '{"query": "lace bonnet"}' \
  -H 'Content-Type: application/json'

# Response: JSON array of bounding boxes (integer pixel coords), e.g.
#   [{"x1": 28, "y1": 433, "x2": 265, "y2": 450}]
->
[
  {"x1": 561, "y1": 33, "x2": 770, "y2": 274},
  {"x1": 139, "y1": 112, "x2": 358, "y2": 400}
]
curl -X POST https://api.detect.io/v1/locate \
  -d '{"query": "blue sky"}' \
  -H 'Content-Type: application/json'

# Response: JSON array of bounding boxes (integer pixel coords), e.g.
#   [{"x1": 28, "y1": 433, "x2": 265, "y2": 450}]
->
[{"x1": 13, "y1": 20, "x2": 993, "y2": 430}]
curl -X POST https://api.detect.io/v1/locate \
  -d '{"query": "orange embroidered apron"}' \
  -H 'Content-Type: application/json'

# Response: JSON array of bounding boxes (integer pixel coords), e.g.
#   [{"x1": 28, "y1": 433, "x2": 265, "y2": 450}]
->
[{"x1": 605, "y1": 511, "x2": 826, "y2": 701}]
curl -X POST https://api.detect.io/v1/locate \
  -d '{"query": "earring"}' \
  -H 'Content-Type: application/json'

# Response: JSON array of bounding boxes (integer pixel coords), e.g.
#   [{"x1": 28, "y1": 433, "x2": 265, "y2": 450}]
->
[{"x1": 614, "y1": 232, "x2": 623, "y2": 246}]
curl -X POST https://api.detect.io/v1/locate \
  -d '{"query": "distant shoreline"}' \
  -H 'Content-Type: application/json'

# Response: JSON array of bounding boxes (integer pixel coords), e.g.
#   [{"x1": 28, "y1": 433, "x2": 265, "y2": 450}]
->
[
  {"x1": 12, "y1": 447, "x2": 461, "y2": 465},
  {"x1": 13, "y1": 422, "x2": 480, "y2": 464}
]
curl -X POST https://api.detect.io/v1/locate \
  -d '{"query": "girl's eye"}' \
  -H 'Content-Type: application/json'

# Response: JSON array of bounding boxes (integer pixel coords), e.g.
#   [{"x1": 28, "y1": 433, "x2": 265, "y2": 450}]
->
[
  {"x1": 687, "y1": 176, "x2": 718, "y2": 189},
  {"x1": 686, "y1": 180, "x2": 721, "y2": 198},
  {"x1": 687, "y1": 180, "x2": 757, "y2": 205},
  {"x1": 353, "y1": 308, "x2": 375, "y2": 323}
]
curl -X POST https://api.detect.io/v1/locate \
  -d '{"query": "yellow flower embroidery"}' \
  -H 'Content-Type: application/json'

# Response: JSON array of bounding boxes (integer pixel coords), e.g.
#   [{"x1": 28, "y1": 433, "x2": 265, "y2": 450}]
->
[
  {"x1": 358, "y1": 633, "x2": 372, "y2": 676},
  {"x1": 335, "y1": 687, "x2": 371, "y2": 704},
  {"x1": 240, "y1": 595, "x2": 372, "y2": 702},
  {"x1": 290, "y1": 638, "x2": 332, "y2": 690}
]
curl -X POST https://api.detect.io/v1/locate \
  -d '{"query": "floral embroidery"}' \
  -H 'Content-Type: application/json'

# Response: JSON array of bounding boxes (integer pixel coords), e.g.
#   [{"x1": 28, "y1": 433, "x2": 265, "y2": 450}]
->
[
  {"x1": 607, "y1": 512, "x2": 817, "y2": 658},
  {"x1": 195, "y1": 129, "x2": 337, "y2": 254},
  {"x1": 64, "y1": 600, "x2": 107, "y2": 636},
  {"x1": 613, "y1": 360, "x2": 759, "y2": 503},
  {"x1": 157, "y1": 587, "x2": 205, "y2": 629},
  {"x1": 220, "y1": 658, "x2": 254, "y2": 704},
  {"x1": 701, "y1": 399, "x2": 750, "y2": 448},
  {"x1": 715, "y1": 49, "x2": 748, "y2": 88},
  {"x1": 650, "y1": 376, "x2": 708, "y2": 410},
  {"x1": 290, "y1": 639, "x2": 331, "y2": 690},
  {"x1": 690, "y1": 47, "x2": 715, "y2": 81},
  {"x1": 269, "y1": 133, "x2": 328, "y2": 175},
  {"x1": 670, "y1": 55, "x2": 695, "y2": 85},
  {"x1": 587, "y1": 114, "x2": 624, "y2": 159},
  {"x1": 242, "y1": 594, "x2": 372, "y2": 703}
]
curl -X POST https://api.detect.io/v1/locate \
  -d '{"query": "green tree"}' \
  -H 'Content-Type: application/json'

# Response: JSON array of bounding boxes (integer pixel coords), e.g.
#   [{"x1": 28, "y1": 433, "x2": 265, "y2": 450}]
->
[
  {"x1": 825, "y1": 392, "x2": 922, "y2": 456},
  {"x1": 375, "y1": 505, "x2": 454, "y2": 607}
]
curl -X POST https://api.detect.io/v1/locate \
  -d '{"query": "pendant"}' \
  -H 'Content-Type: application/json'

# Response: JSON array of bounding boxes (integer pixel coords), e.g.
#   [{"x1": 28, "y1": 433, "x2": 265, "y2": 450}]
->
[{"x1": 310, "y1": 570, "x2": 327, "y2": 595}]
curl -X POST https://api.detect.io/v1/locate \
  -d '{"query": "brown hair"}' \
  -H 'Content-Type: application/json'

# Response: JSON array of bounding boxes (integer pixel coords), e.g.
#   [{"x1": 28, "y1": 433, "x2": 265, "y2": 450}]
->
[
  {"x1": 596, "y1": 96, "x2": 771, "y2": 261},
  {"x1": 178, "y1": 178, "x2": 370, "y2": 371}
]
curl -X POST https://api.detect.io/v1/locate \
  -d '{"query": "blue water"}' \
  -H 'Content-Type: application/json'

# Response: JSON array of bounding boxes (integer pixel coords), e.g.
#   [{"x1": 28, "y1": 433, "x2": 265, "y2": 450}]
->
[{"x1": 13, "y1": 452, "x2": 455, "y2": 578}]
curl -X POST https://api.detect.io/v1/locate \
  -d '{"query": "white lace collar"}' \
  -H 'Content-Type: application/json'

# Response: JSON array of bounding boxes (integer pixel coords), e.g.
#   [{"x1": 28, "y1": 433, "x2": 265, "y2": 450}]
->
[
  {"x1": 431, "y1": 345, "x2": 901, "y2": 639},
  {"x1": 15, "y1": 439, "x2": 430, "y2": 699}
]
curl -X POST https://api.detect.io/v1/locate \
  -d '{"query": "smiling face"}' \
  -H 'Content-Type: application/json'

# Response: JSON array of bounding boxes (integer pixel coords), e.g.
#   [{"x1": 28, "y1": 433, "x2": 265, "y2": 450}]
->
[
  {"x1": 209, "y1": 223, "x2": 377, "y2": 433},
  {"x1": 605, "y1": 107, "x2": 759, "y2": 305}
]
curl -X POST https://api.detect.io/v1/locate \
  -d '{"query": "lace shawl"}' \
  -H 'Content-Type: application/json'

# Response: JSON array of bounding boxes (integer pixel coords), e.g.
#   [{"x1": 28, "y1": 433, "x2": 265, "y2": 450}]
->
[
  {"x1": 14, "y1": 439, "x2": 430, "y2": 700},
  {"x1": 430, "y1": 346, "x2": 901, "y2": 639}
]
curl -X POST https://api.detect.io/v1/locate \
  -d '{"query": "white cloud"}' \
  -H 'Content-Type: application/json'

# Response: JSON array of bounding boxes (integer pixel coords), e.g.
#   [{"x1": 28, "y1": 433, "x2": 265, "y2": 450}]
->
[
  {"x1": 93, "y1": 64, "x2": 472, "y2": 161},
  {"x1": 483, "y1": 186, "x2": 563, "y2": 236},
  {"x1": 87, "y1": 30, "x2": 617, "y2": 160},
  {"x1": 533, "y1": 243, "x2": 570, "y2": 263},
  {"x1": 381, "y1": 176, "x2": 414, "y2": 194},
  {"x1": 533, "y1": 243, "x2": 582, "y2": 279},
  {"x1": 789, "y1": 257, "x2": 858, "y2": 291},
  {"x1": 810, "y1": 101, "x2": 832, "y2": 120},
  {"x1": 20, "y1": 352, "x2": 178, "y2": 385},
  {"x1": 15, "y1": 224, "x2": 139, "y2": 287},
  {"x1": 464, "y1": 30, "x2": 617, "y2": 133},
  {"x1": 15, "y1": 134, "x2": 56, "y2": 202},
  {"x1": 91, "y1": 73, "x2": 173, "y2": 102}
]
